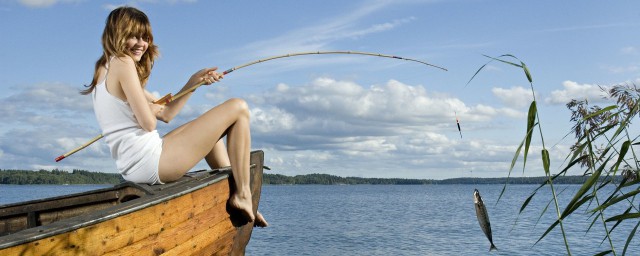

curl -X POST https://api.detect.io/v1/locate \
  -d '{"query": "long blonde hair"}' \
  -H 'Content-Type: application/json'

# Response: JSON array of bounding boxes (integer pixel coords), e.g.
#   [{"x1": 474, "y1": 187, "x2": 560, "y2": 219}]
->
[{"x1": 82, "y1": 6, "x2": 159, "y2": 95}]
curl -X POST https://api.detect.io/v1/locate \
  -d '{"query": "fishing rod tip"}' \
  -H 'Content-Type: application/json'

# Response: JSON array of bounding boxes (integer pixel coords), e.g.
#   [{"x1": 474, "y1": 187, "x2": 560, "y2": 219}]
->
[{"x1": 55, "y1": 155, "x2": 65, "y2": 162}]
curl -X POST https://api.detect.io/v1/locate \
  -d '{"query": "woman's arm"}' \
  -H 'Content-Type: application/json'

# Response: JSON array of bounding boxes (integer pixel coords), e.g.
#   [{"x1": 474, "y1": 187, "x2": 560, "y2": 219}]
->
[
  {"x1": 153, "y1": 67, "x2": 222, "y2": 123},
  {"x1": 111, "y1": 56, "x2": 159, "y2": 131}
]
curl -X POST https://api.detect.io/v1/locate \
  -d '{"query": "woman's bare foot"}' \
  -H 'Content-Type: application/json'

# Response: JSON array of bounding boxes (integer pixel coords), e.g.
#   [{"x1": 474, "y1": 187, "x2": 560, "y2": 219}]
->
[
  {"x1": 254, "y1": 211, "x2": 269, "y2": 227},
  {"x1": 229, "y1": 191, "x2": 254, "y2": 222}
]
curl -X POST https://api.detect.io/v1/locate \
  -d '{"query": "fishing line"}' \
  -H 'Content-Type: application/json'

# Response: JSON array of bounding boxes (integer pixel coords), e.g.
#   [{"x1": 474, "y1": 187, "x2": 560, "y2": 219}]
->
[{"x1": 55, "y1": 50, "x2": 447, "y2": 162}]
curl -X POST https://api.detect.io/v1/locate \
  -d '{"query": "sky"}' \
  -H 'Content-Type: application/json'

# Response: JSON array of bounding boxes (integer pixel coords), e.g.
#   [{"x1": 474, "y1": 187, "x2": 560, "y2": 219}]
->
[{"x1": 0, "y1": 0, "x2": 639, "y2": 179}]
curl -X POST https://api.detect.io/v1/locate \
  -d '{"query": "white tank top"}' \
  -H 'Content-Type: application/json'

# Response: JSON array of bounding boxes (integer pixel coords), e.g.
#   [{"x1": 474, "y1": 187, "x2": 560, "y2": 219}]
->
[{"x1": 92, "y1": 62, "x2": 163, "y2": 175}]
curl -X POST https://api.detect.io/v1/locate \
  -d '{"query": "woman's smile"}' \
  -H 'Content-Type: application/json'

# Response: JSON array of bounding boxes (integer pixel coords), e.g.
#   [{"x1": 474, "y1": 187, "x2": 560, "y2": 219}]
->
[{"x1": 126, "y1": 37, "x2": 148, "y2": 61}]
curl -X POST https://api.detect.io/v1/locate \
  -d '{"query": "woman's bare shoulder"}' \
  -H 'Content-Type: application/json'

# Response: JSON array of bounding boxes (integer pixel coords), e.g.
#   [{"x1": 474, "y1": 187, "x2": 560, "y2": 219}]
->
[{"x1": 110, "y1": 55, "x2": 136, "y2": 69}]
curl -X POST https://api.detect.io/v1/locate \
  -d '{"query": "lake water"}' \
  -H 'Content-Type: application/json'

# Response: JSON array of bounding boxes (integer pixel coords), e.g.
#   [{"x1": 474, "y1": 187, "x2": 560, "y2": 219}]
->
[{"x1": 1, "y1": 184, "x2": 638, "y2": 255}]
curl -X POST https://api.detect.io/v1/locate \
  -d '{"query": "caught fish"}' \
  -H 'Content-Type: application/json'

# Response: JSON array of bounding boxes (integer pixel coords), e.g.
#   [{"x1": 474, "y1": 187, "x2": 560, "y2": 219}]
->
[{"x1": 474, "y1": 189, "x2": 498, "y2": 251}]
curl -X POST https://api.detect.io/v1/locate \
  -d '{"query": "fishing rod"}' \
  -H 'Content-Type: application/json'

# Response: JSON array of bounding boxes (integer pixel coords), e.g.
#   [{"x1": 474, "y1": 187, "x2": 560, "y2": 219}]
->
[{"x1": 55, "y1": 50, "x2": 447, "y2": 162}]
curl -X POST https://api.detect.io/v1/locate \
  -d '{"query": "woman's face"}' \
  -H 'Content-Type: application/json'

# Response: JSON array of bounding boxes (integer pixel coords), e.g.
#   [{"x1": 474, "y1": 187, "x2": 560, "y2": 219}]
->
[{"x1": 125, "y1": 36, "x2": 148, "y2": 62}]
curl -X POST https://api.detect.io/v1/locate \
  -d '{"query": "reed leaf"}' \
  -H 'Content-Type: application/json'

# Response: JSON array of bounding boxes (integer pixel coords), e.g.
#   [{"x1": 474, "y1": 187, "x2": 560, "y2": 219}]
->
[
  {"x1": 523, "y1": 101, "x2": 537, "y2": 171},
  {"x1": 522, "y1": 63, "x2": 533, "y2": 83},
  {"x1": 520, "y1": 191, "x2": 537, "y2": 214},
  {"x1": 535, "y1": 198, "x2": 552, "y2": 227},
  {"x1": 541, "y1": 149, "x2": 550, "y2": 175},
  {"x1": 620, "y1": 178, "x2": 640, "y2": 188},
  {"x1": 561, "y1": 158, "x2": 607, "y2": 218},
  {"x1": 562, "y1": 155, "x2": 589, "y2": 175},
  {"x1": 497, "y1": 128, "x2": 531, "y2": 203},
  {"x1": 481, "y1": 54, "x2": 523, "y2": 67},
  {"x1": 586, "y1": 211, "x2": 600, "y2": 234},
  {"x1": 612, "y1": 140, "x2": 631, "y2": 172},
  {"x1": 518, "y1": 169, "x2": 574, "y2": 216},
  {"x1": 561, "y1": 194, "x2": 595, "y2": 219},
  {"x1": 509, "y1": 135, "x2": 525, "y2": 173},
  {"x1": 605, "y1": 212, "x2": 640, "y2": 222},
  {"x1": 535, "y1": 220, "x2": 560, "y2": 246},
  {"x1": 592, "y1": 189, "x2": 640, "y2": 212},
  {"x1": 535, "y1": 186, "x2": 569, "y2": 227},
  {"x1": 466, "y1": 54, "x2": 527, "y2": 85},
  {"x1": 582, "y1": 105, "x2": 617, "y2": 120},
  {"x1": 465, "y1": 62, "x2": 490, "y2": 86},
  {"x1": 593, "y1": 250, "x2": 613, "y2": 256},
  {"x1": 623, "y1": 221, "x2": 640, "y2": 256},
  {"x1": 604, "y1": 206, "x2": 633, "y2": 235}
]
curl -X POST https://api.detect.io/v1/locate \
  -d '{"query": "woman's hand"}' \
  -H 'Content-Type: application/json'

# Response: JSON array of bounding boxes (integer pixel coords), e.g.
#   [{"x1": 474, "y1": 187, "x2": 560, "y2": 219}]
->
[
  {"x1": 149, "y1": 102, "x2": 166, "y2": 122},
  {"x1": 161, "y1": 67, "x2": 223, "y2": 124},
  {"x1": 188, "y1": 67, "x2": 224, "y2": 87}
]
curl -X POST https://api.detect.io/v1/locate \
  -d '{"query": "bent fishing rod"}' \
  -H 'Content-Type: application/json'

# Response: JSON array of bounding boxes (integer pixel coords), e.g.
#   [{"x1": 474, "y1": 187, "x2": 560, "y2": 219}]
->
[{"x1": 55, "y1": 50, "x2": 447, "y2": 162}]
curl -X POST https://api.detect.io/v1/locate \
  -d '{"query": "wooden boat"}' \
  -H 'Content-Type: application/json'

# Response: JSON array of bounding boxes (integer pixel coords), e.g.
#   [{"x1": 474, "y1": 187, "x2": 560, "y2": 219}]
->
[{"x1": 0, "y1": 150, "x2": 265, "y2": 255}]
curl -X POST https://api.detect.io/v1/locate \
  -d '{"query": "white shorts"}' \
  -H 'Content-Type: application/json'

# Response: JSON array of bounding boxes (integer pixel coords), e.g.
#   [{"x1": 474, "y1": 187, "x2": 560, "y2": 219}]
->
[
  {"x1": 121, "y1": 143, "x2": 164, "y2": 185},
  {"x1": 115, "y1": 130, "x2": 165, "y2": 185}
]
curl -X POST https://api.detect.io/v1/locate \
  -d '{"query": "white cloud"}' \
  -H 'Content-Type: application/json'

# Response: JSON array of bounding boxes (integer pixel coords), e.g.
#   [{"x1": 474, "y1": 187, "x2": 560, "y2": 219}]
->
[
  {"x1": 492, "y1": 86, "x2": 534, "y2": 109},
  {"x1": 545, "y1": 80, "x2": 610, "y2": 105},
  {"x1": 620, "y1": 46, "x2": 638, "y2": 55},
  {"x1": 243, "y1": 77, "x2": 538, "y2": 178},
  {"x1": 0, "y1": 82, "x2": 105, "y2": 171},
  {"x1": 253, "y1": 78, "x2": 465, "y2": 127},
  {"x1": 18, "y1": 0, "x2": 81, "y2": 8}
]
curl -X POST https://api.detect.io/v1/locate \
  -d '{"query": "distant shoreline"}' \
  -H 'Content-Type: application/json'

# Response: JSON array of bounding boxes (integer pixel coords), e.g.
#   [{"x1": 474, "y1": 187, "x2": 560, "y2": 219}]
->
[
  {"x1": 0, "y1": 169, "x2": 123, "y2": 185},
  {"x1": 262, "y1": 173, "x2": 619, "y2": 185},
  {"x1": 1, "y1": 169, "x2": 619, "y2": 185}
]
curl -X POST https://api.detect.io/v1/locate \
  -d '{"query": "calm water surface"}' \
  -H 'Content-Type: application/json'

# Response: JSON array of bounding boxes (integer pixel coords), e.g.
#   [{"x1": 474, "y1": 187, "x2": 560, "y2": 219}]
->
[
  {"x1": 1, "y1": 184, "x2": 638, "y2": 255},
  {"x1": 247, "y1": 184, "x2": 639, "y2": 256}
]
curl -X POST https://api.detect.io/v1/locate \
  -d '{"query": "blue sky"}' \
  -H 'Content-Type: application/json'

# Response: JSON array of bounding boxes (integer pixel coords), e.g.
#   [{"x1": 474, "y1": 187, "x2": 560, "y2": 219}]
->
[{"x1": 1, "y1": 0, "x2": 638, "y2": 179}]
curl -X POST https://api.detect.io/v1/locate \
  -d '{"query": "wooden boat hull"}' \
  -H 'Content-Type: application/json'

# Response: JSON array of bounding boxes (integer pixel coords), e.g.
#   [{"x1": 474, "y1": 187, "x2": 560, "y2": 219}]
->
[{"x1": 0, "y1": 150, "x2": 265, "y2": 255}]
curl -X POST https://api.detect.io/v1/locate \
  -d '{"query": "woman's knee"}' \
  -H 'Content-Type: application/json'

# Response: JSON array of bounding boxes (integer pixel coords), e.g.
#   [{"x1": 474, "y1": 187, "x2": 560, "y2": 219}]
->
[{"x1": 225, "y1": 98, "x2": 250, "y2": 117}]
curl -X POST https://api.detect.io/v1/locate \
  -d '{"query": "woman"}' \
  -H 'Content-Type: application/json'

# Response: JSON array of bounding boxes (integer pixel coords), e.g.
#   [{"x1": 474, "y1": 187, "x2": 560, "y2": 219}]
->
[{"x1": 82, "y1": 6, "x2": 267, "y2": 227}]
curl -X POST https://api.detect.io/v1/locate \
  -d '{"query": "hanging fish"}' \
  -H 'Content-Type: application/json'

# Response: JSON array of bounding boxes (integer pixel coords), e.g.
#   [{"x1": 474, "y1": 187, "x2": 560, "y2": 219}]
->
[
  {"x1": 474, "y1": 189, "x2": 498, "y2": 251},
  {"x1": 455, "y1": 111, "x2": 462, "y2": 139}
]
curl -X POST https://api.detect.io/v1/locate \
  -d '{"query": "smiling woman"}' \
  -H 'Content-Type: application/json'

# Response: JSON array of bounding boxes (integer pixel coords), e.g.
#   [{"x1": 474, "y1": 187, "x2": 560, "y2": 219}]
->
[{"x1": 77, "y1": 6, "x2": 267, "y2": 228}]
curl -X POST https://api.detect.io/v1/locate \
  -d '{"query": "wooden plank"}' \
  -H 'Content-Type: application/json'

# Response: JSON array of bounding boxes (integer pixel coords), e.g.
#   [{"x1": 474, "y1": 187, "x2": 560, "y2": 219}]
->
[
  {"x1": 102, "y1": 186, "x2": 232, "y2": 255},
  {"x1": 161, "y1": 217, "x2": 234, "y2": 255},
  {"x1": 39, "y1": 202, "x2": 117, "y2": 226},
  {"x1": 194, "y1": 231, "x2": 236, "y2": 256},
  {"x1": 0, "y1": 216, "x2": 27, "y2": 235},
  {"x1": 98, "y1": 182, "x2": 230, "y2": 254},
  {"x1": 0, "y1": 186, "x2": 147, "y2": 236},
  {"x1": 0, "y1": 191, "x2": 121, "y2": 216}
]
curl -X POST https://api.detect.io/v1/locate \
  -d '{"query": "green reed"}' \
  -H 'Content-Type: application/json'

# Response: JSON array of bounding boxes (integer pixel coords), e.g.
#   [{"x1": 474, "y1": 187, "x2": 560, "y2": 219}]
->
[{"x1": 468, "y1": 55, "x2": 640, "y2": 256}]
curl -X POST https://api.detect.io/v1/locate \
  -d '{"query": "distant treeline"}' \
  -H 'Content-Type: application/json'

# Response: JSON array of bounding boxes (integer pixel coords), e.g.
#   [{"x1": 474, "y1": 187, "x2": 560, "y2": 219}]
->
[
  {"x1": 263, "y1": 173, "x2": 623, "y2": 185},
  {"x1": 0, "y1": 169, "x2": 124, "y2": 185},
  {"x1": 0, "y1": 169, "x2": 622, "y2": 185}
]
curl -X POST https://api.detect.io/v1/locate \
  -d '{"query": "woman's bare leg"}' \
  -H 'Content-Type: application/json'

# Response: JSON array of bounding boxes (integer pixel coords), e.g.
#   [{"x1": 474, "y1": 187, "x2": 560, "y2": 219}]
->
[
  {"x1": 205, "y1": 139, "x2": 230, "y2": 168},
  {"x1": 206, "y1": 139, "x2": 268, "y2": 227},
  {"x1": 159, "y1": 98, "x2": 254, "y2": 221}
]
